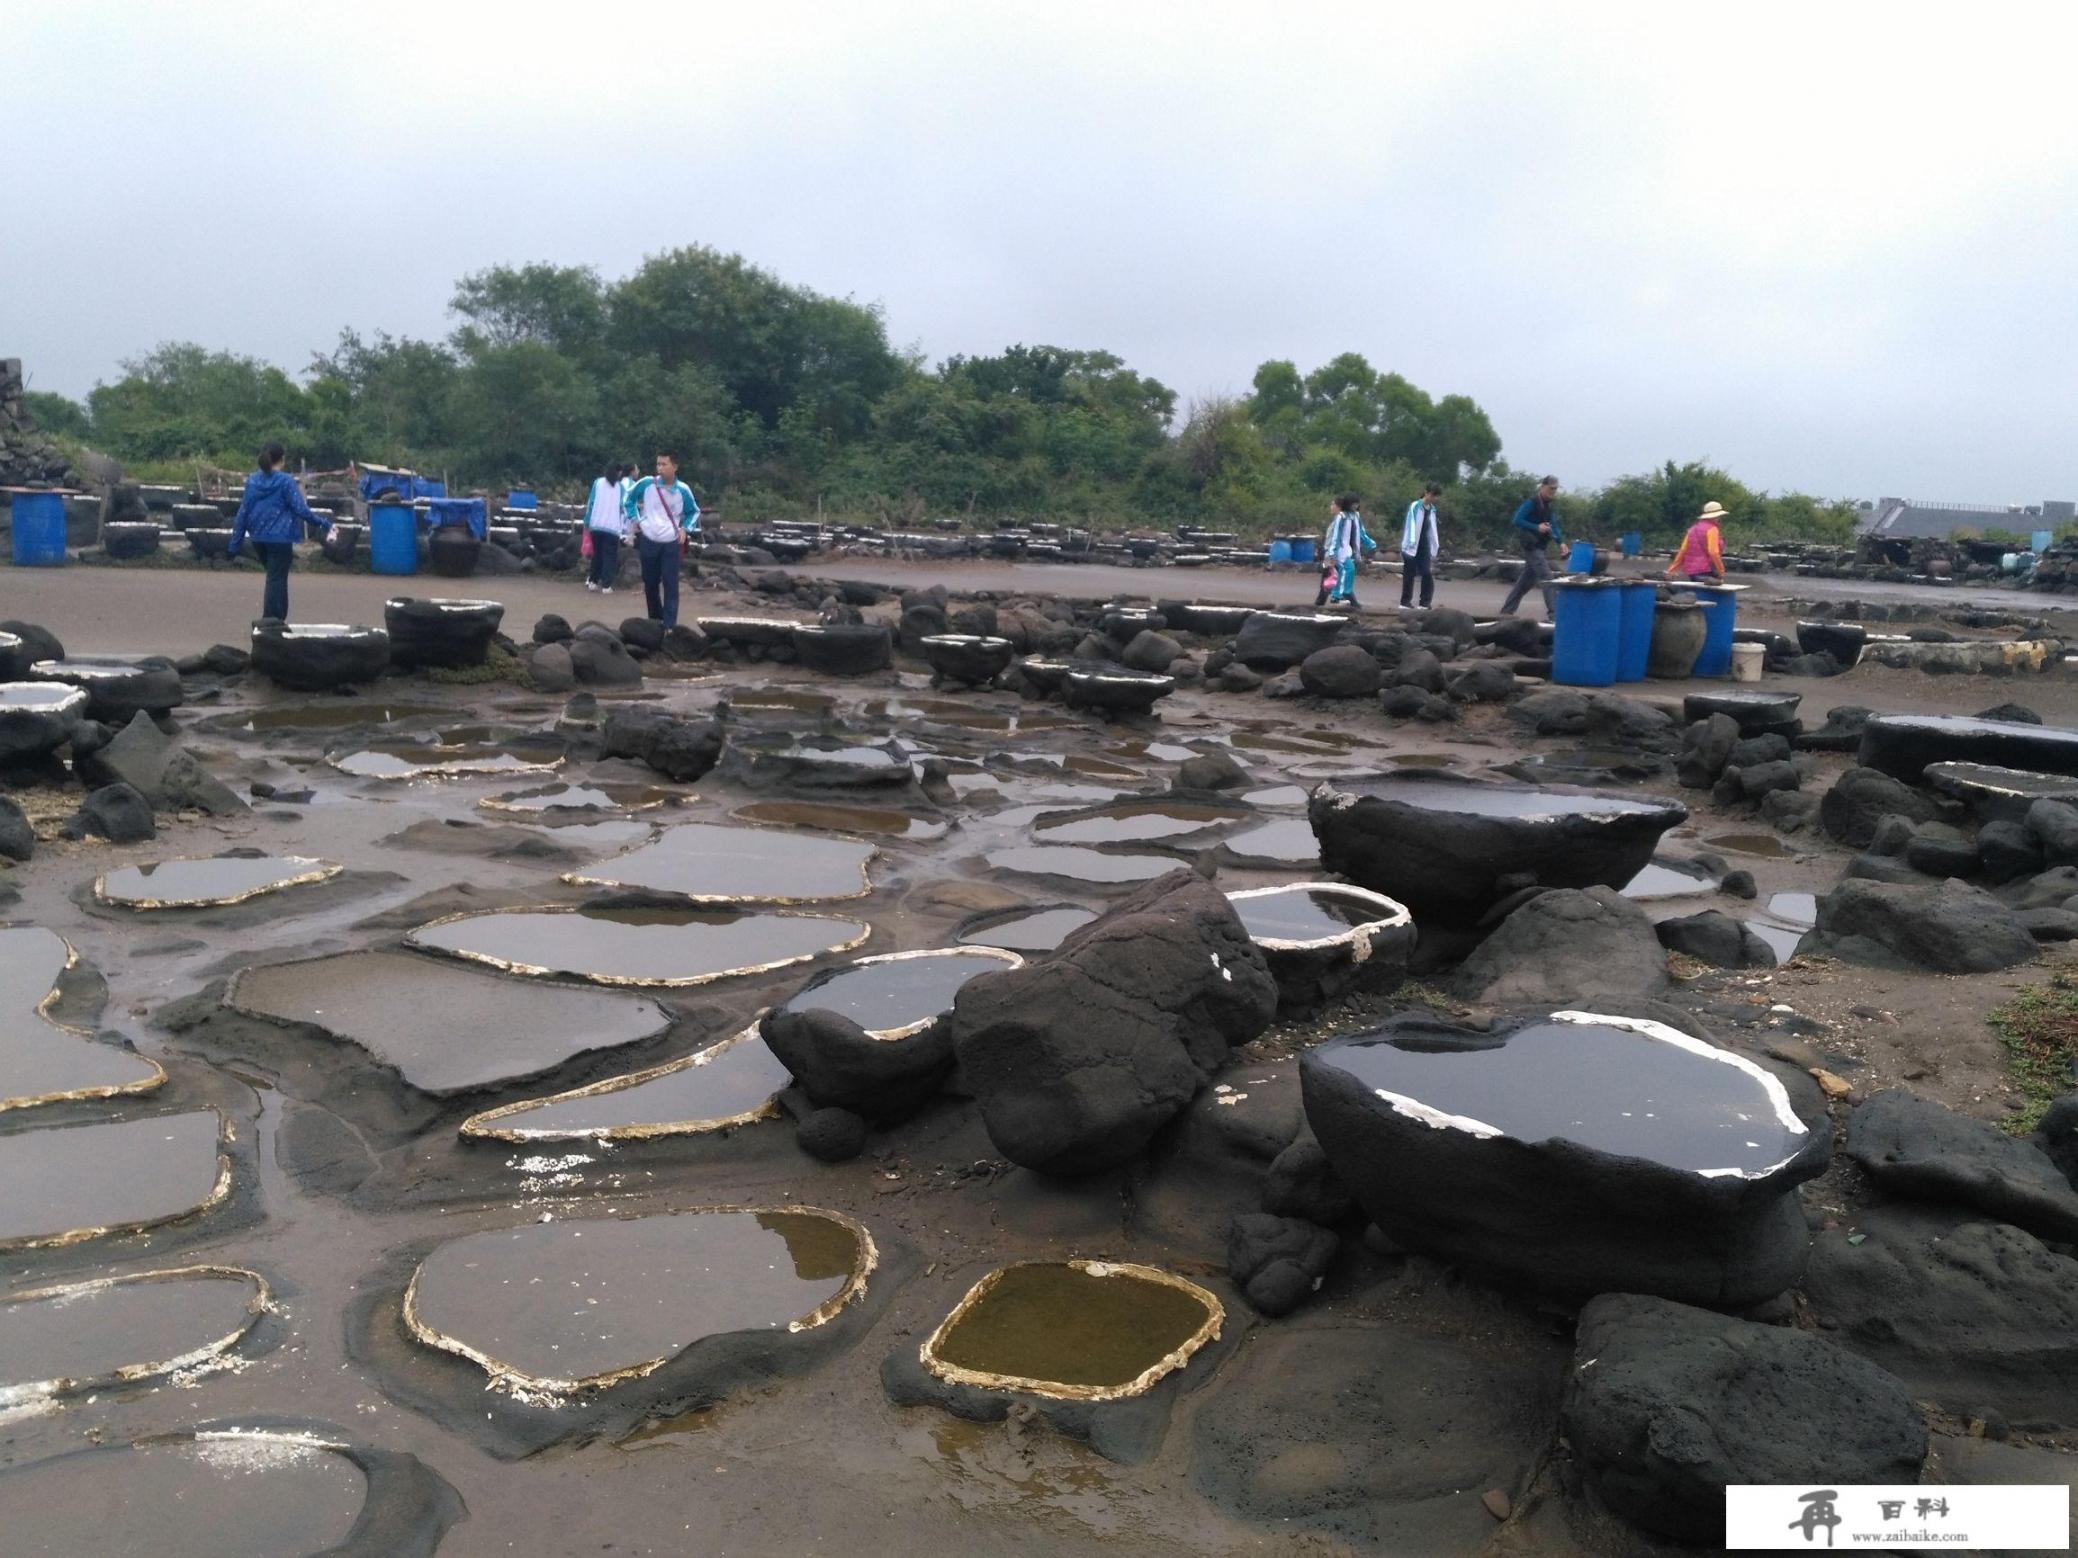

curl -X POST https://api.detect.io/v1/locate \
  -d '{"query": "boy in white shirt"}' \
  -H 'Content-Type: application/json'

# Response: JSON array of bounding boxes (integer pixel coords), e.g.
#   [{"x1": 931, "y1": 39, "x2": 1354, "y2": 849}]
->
[{"x1": 620, "y1": 453, "x2": 702, "y2": 627}]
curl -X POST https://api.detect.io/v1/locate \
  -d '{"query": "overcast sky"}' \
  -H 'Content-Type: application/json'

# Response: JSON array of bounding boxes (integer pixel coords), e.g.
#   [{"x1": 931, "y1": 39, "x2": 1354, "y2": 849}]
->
[{"x1": 8, "y1": 2, "x2": 2075, "y2": 499}]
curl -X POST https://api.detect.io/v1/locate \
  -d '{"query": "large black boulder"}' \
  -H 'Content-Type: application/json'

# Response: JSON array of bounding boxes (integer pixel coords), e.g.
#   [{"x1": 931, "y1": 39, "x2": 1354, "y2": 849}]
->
[
  {"x1": 1232, "y1": 611, "x2": 1346, "y2": 671},
  {"x1": 598, "y1": 708, "x2": 724, "y2": 783},
  {"x1": 760, "y1": 1006, "x2": 953, "y2": 1123},
  {"x1": 0, "y1": 795, "x2": 32, "y2": 862},
  {"x1": 63, "y1": 782, "x2": 156, "y2": 842},
  {"x1": 79, "y1": 711, "x2": 246, "y2": 817},
  {"x1": 568, "y1": 630, "x2": 643, "y2": 687},
  {"x1": 949, "y1": 870, "x2": 1279, "y2": 1175},
  {"x1": 1297, "y1": 645, "x2": 1381, "y2": 699},
  {"x1": 1301, "y1": 1008, "x2": 1829, "y2": 1306},
  {"x1": 1226, "y1": 1212, "x2": 1337, "y2": 1317},
  {"x1": 0, "y1": 621, "x2": 64, "y2": 671},
  {"x1": 1805, "y1": 877, "x2": 2035, "y2": 972},
  {"x1": 1846, "y1": 1089, "x2": 2078, "y2": 1241},
  {"x1": 1308, "y1": 772, "x2": 1686, "y2": 927},
  {"x1": 1675, "y1": 713, "x2": 1739, "y2": 788},
  {"x1": 1819, "y1": 765, "x2": 1943, "y2": 847},
  {"x1": 1802, "y1": 1207, "x2": 2078, "y2": 1426},
  {"x1": 2035, "y1": 1094, "x2": 2078, "y2": 1189},
  {"x1": 1562, "y1": 1293, "x2": 1926, "y2": 1545},
  {"x1": 1447, "y1": 887, "x2": 1670, "y2": 1004},
  {"x1": 1860, "y1": 712, "x2": 2078, "y2": 784},
  {"x1": 1656, "y1": 908, "x2": 1778, "y2": 969}
]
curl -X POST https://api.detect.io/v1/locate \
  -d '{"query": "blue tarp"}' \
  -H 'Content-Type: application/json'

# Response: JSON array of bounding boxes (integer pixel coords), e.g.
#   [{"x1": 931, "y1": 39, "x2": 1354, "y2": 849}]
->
[
  {"x1": 424, "y1": 497, "x2": 487, "y2": 539},
  {"x1": 356, "y1": 465, "x2": 446, "y2": 502},
  {"x1": 506, "y1": 488, "x2": 537, "y2": 511}
]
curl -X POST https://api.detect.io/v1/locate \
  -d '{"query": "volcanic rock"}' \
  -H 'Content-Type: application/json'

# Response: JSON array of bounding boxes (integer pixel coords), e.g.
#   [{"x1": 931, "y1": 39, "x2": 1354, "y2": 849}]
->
[
  {"x1": 383, "y1": 598, "x2": 505, "y2": 669},
  {"x1": 1233, "y1": 611, "x2": 1345, "y2": 671},
  {"x1": 1448, "y1": 887, "x2": 1669, "y2": 1003},
  {"x1": 791, "y1": 623, "x2": 892, "y2": 676},
  {"x1": 598, "y1": 708, "x2": 723, "y2": 783},
  {"x1": 249, "y1": 622, "x2": 390, "y2": 691},
  {"x1": 1805, "y1": 877, "x2": 2035, "y2": 972},
  {"x1": 1227, "y1": 1212, "x2": 1337, "y2": 1317},
  {"x1": 65, "y1": 782, "x2": 156, "y2": 842},
  {"x1": 1847, "y1": 1090, "x2": 2078, "y2": 1241},
  {"x1": 1820, "y1": 765, "x2": 1943, "y2": 848},
  {"x1": 761, "y1": 1006, "x2": 954, "y2": 1123},
  {"x1": 1655, "y1": 909, "x2": 1777, "y2": 969}
]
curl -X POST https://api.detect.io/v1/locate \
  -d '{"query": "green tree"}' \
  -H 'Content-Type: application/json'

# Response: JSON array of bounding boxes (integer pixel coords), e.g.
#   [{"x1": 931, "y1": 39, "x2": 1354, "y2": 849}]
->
[
  {"x1": 86, "y1": 342, "x2": 309, "y2": 463},
  {"x1": 22, "y1": 390, "x2": 90, "y2": 440},
  {"x1": 446, "y1": 342, "x2": 600, "y2": 484},
  {"x1": 450, "y1": 264, "x2": 609, "y2": 362}
]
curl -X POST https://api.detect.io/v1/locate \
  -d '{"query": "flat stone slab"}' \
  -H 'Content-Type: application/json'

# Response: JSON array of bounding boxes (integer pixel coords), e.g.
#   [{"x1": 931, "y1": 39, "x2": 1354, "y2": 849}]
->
[
  {"x1": 0, "y1": 1421, "x2": 463, "y2": 1556},
  {"x1": 226, "y1": 951, "x2": 671, "y2": 1095},
  {"x1": 1, "y1": 925, "x2": 163, "y2": 1110},
  {"x1": 0, "y1": 1265, "x2": 269, "y2": 1404},
  {"x1": 405, "y1": 1207, "x2": 876, "y2": 1395},
  {"x1": 0, "y1": 1111, "x2": 230, "y2": 1251},
  {"x1": 407, "y1": 904, "x2": 870, "y2": 987},
  {"x1": 94, "y1": 855, "x2": 339, "y2": 909},
  {"x1": 567, "y1": 822, "x2": 877, "y2": 904},
  {"x1": 1860, "y1": 713, "x2": 2078, "y2": 784},
  {"x1": 461, "y1": 1028, "x2": 790, "y2": 1141},
  {"x1": 1680, "y1": 688, "x2": 1801, "y2": 732},
  {"x1": 1925, "y1": 762, "x2": 2078, "y2": 821}
]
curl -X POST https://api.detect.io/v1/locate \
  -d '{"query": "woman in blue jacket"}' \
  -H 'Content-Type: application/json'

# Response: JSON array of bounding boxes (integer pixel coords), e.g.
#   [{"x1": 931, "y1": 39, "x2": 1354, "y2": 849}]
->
[{"x1": 227, "y1": 443, "x2": 332, "y2": 622}]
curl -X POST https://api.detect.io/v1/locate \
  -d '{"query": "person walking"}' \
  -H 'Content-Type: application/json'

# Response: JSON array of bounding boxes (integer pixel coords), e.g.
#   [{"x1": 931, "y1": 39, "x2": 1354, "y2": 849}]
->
[
  {"x1": 226, "y1": 441, "x2": 331, "y2": 623},
  {"x1": 1319, "y1": 494, "x2": 1372, "y2": 608},
  {"x1": 1667, "y1": 500, "x2": 1729, "y2": 584},
  {"x1": 583, "y1": 462, "x2": 628, "y2": 594},
  {"x1": 1499, "y1": 474, "x2": 1563, "y2": 618},
  {"x1": 621, "y1": 452, "x2": 701, "y2": 627},
  {"x1": 1400, "y1": 482, "x2": 1442, "y2": 608}
]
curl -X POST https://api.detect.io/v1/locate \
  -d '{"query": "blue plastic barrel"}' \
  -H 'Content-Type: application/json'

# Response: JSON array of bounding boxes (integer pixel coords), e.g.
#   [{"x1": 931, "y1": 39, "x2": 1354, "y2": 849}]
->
[
  {"x1": 368, "y1": 502, "x2": 419, "y2": 575},
  {"x1": 1689, "y1": 585, "x2": 1740, "y2": 677},
  {"x1": 1616, "y1": 582, "x2": 1656, "y2": 682},
  {"x1": 2033, "y1": 529, "x2": 2054, "y2": 553},
  {"x1": 1567, "y1": 539, "x2": 1595, "y2": 574},
  {"x1": 1551, "y1": 581, "x2": 1621, "y2": 687},
  {"x1": 1267, "y1": 538, "x2": 1293, "y2": 564},
  {"x1": 1619, "y1": 531, "x2": 1642, "y2": 558},
  {"x1": 9, "y1": 491, "x2": 68, "y2": 566},
  {"x1": 1289, "y1": 537, "x2": 1317, "y2": 564}
]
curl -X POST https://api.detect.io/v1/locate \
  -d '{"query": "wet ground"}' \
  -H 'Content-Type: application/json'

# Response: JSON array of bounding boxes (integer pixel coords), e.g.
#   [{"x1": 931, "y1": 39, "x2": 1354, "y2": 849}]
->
[{"x1": 2, "y1": 560, "x2": 2075, "y2": 1553}]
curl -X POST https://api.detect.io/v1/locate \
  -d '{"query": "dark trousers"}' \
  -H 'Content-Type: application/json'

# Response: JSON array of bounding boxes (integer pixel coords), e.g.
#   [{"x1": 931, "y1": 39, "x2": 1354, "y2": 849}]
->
[
  {"x1": 1400, "y1": 541, "x2": 1435, "y2": 608},
  {"x1": 637, "y1": 535, "x2": 680, "y2": 626},
  {"x1": 588, "y1": 529, "x2": 620, "y2": 586},
  {"x1": 1500, "y1": 538, "x2": 1555, "y2": 616},
  {"x1": 253, "y1": 540, "x2": 293, "y2": 622}
]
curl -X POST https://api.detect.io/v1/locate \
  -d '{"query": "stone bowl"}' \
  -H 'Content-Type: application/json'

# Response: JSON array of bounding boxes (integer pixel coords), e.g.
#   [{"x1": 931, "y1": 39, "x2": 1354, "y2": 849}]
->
[
  {"x1": 1858, "y1": 712, "x2": 2078, "y2": 784},
  {"x1": 696, "y1": 617, "x2": 798, "y2": 651},
  {"x1": 1099, "y1": 608, "x2": 1166, "y2": 639},
  {"x1": 1167, "y1": 603, "x2": 1254, "y2": 637},
  {"x1": 919, "y1": 634, "x2": 1017, "y2": 687},
  {"x1": 322, "y1": 523, "x2": 364, "y2": 566},
  {"x1": 1015, "y1": 657, "x2": 1074, "y2": 696},
  {"x1": 1307, "y1": 771, "x2": 1687, "y2": 927},
  {"x1": 791, "y1": 623, "x2": 892, "y2": 677},
  {"x1": 250, "y1": 622, "x2": 392, "y2": 692},
  {"x1": 0, "y1": 682, "x2": 88, "y2": 765},
  {"x1": 1681, "y1": 688, "x2": 1802, "y2": 735},
  {"x1": 1226, "y1": 882, "x2": 1413, "y2": 1016},
  {"x1": 29, "y1": 655, "x2": 184, "y2": 723},
  {"x1": 187, "y1": 528, "x2": 235, "y2": 561},
  {"x1": 383, "y1": 598, "x2": 506, "y2": 670},
  {"x1": 101, "y1": 521, "x2": 161, "y2": 560},
  {"x1": 0, "y1": 632, "x2": 27, "y2": 681},
  {"x1": 1232, "y1": 611, "x2": 1348, "y2": 670},
  {"x1": 1795, "y1": 619, "x2": 1867, "y2": 667},
  {"x1": 1301, "y1": 1008, "x2": 1829, "y2": 1306},
  {"x1": 1061, "y1": 666, "x2": 1175, "y2": 717}
]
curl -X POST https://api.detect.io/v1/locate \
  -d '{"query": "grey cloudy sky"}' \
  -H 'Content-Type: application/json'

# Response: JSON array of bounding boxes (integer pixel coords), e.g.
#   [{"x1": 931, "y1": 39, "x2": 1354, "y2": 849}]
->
[{"x1": 8, "y1": 1, "x2": 2075, "y2": 499}]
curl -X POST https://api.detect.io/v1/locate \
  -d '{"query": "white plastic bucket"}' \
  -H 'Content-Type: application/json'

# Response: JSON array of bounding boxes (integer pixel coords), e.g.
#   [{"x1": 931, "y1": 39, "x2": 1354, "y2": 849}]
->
[{"x1": 1729, "y1": 642, "x2": 1765, "y2": 682}]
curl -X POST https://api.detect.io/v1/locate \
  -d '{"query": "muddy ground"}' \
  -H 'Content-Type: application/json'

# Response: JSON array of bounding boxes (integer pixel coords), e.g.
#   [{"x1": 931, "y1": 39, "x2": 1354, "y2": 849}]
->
[{"x1": 0, "y1": 556, "x2": 2074, "y2": 1554}]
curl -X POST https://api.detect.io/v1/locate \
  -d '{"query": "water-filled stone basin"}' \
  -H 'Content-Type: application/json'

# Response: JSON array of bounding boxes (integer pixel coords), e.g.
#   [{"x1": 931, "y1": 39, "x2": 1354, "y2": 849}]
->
[
  {"x1": 0, "y1": 925, "x2": 163, "y2": 1110},
  {"x1": 0, "y1": 681, "x2": 87, "y2": 765},
  {"x1": 0, "y1": 1265, "x2": 268, "y2": 1401},
  {"x1": 1016, "y1": 657, "x2": 1075, "y2": 695},
  {"x1": 461, "y1": 1029, "x2": 793, "y2": 1141},
  {"x1": 0, "y1": 1110, "x2": 230, "y2": 1251},
  {"x1": 249, "y1": 622, "x2": 390, "y2": 691},
  {"x1": 1796, "y1": 620, "x2": 1868, "y2": 667},
  {"x1": 1062, "y1": 666, "x2": 1175, "y2": 716},
  {"x1": 696, "y1": 616, "x2": 798, "y2": 649},
  {"x1": 482, "y1": 780, "x2": 675, "y2": 814},
  {"x1": 919, "y1": 634, "x2": 1017, "y2": 686},
  {"x1": 790, "y1": 622, "x2": 892, "y2": 676},
  {"x1": 1226, "y1": 882, "x2": 1413, "y2": 1014},
  {"x1": 28, "y1": 655, "x2": 183, "y2": 722},
  {"x1": 918, "y1": 1259, "x2": 1222, "y2": 1402},
  {"x1": 1858, "y1": 713, "x2": 2078, "y2": 784},
  {"x1": 1680, "y1": 688, "x2": 1801, "y2": 734},
  {"x1": 404, "y1": 1207, "x2": 875, "y2": 1394},
  {"x1": 1307, "y1": 772, "x2": 1687, "y2": 926},
  {"x1": 383, "y1": 597, "x2": 505, "y2": 669},
  {"x1": 775, "y1": 948, "x2": 1022, "y2": 1042},
  {"x1": 1033, "y1": 798, "x2": 1245, "y2": 846},
  {"x1": 1923, "y1": 761, "x2": 2078, "y2": 822},
  {"x1": 95, "y1": 854, "x2": 339, "y2": 909},
  {"x1": 406, "y1": 904, "x2": 869, "y2": 987},
  {"x1": 567, "y1": 822, "x2": 877, "y2": 903},
  {"x1": 956, "y1": 904, "x2": 1098, "y2": 953},
  {"x1": 1301, "y1": 1010, "x2": 1827, "y2": 1305}
]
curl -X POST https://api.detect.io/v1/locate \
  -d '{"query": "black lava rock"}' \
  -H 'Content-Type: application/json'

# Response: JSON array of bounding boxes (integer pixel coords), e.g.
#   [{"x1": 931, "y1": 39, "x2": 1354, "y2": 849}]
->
[
  {"x1": 1846, "y1": 1089, "x2": 2078, "y2": 1241},
  {"x1": 797, "y1": 1107, "x2": 869, "y2": 1162},
  {"x1": 65, "y1": 782, "x2": 155, "y2": 842}
]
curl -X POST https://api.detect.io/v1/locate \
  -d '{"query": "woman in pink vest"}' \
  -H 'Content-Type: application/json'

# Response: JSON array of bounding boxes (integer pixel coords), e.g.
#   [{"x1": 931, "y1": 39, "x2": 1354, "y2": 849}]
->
[{"x1": 1667, "y1": 501, "x2": 1728, "y2": 584}]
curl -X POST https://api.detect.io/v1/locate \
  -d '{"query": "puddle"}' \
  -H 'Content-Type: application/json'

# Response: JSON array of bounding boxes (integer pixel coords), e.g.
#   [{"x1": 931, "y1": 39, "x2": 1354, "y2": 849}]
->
[
  {"x1": 1746, "y1": 891, "x2": 1817, "y2": 962},
  {"x1": 1619, "y1": 861, "x2": 1717, "y2": 900},
  {"x1": 228, "y1": 952, "x2": 671, "y2": 1095},
  {"x1": 331, "y1": 742, "x2": 562, "y2": 780},
  {"x1": 1033, "y1": 800, "x2": 1243, "y2": 846},
  {"x1": 0, "y1": 1266, "x2": 268, "y2": 1402},
  {"x1": 1383, "y1": 752, "x2": 1458, "y2": 769},
  {"x1": 0, "y1": 1432, "x2": 369, "y2": 1555},
  {"x1": 1320, "y1": 1012, "x2": 1808, "y2": 1176},
  {"x1": 983, "y1": 846, "x2": 1180, "y2": 886},
  {"x1": 407, "y1": 905, "x2": 869, "y2": 986},
  {"x1": 95, "y1": 855, "x2": 339, "y2": 909},
  {"x1": 725, "y1": 688, "x2": 835, "y2": 717},
  {"x1": 1221, "y1": 817, "x2": 1321, "y2": 866},
  {"x1": 521, "y1": 819, "x2": 654, "y2": 850},
  {"x1": 234, "y1": 700, "x2": 444, "y2": 732},
  {"x1": 405, "y1": 1207, "x2": 875, "y2": 1393},
  {"x1": 1229, "y1": 885, "x2": 1404, "y2": 943},
  {"x1": 779, "y1": 949, "x2": 1020, "y2": 1038},
  {"x1": 733, "y1": 801, "x2": 948, "y2": 842},
  {"x1": 862, "y1": 697, "x2": 1074, "y2": 735},
  {"x1": 1767, "y1": 892, "x2": 1816, "y2": 926},
  {"x1": 568, "y1": 823, "x2": 877, "y2": 903},
  {"x1": 1707, "y1": 832, "x2": 1791, "y2": 857},
  {"x1": 921, "y1": 1260, "x2": 1222, "y2": 1400},
  {"x1": 1, "y1": 926, "x2": 163, "y2": 1110},
  {"x1": 480, "y1": 782, "x2": 674, "y2": 814},
  {"x1": 462, "y1": 1029, "x2": 790, "y2": 1141},
  {"x1": 1232, "y1": 727, "x2": 1365, "y2": 757},
  {"x1": 0, "y1": 1111, "x2": 228, "y2": 1250},
  {"x1": 957, "y1": 906, "x2": 1098, "y2": 953}
]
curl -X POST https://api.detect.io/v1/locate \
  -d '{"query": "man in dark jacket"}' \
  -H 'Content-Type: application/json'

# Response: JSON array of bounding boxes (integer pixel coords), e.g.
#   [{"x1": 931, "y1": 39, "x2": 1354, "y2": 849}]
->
[
  {"x1": 228, "y1": 442, "x2": 331, "y2": 622},
  {"x1": 1499, "y1": 474, "x2": 1562, "y2": 618}
]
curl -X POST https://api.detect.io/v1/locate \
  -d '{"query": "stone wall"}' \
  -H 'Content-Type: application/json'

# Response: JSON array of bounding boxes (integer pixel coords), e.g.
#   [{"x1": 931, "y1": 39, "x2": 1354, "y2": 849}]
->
[{"x1": 0, "y1": 358, "x2": 78, "y2": 487}]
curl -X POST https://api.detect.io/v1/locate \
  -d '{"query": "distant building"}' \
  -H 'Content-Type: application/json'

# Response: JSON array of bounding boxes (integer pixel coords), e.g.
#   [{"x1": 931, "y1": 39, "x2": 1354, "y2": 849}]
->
[{"x1": 1859, "y1": 496, "x2": 2074, "y2": 542}]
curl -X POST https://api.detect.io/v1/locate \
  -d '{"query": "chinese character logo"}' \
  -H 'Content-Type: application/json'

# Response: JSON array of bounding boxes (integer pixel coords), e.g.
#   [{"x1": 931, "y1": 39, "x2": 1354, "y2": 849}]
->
[{"x1": 1790, "y1": 1489, "x2": 1842, "y2": 1546}]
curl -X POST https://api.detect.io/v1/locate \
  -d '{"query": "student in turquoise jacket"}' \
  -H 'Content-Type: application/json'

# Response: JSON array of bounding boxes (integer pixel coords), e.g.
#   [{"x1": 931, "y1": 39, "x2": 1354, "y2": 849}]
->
[{"x1": 621, "y1": 453, "x2": 701, "y2": 626}]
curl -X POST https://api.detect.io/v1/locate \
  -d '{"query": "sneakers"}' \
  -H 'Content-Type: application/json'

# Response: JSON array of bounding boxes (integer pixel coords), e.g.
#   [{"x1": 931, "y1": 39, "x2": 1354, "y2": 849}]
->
[
  {"x1": 600, "y1": 587, "x2": 613, "y2": 596},
  {"x1": 585, "y1": 580, "x2": 599, "y2": 591}
]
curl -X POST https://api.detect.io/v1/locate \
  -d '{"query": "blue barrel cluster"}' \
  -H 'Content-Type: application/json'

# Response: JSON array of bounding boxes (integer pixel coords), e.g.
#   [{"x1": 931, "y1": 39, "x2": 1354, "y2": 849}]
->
[
  {"x1": 368, "y1": 502, "x2": 418, "y2": 575},
  {"x1": 8, "y1": 491, "x2": 67, "y2": 567}
]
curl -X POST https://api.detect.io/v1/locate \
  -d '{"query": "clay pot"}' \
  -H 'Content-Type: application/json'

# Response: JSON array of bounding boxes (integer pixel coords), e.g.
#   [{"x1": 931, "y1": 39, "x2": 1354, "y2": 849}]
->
[
  {"x1": 426, "y1": 524, "x2": 482, "y2": 579},
  {"x1": 1647, "y1": 600, "x2": 1706, "y2": 679}
]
